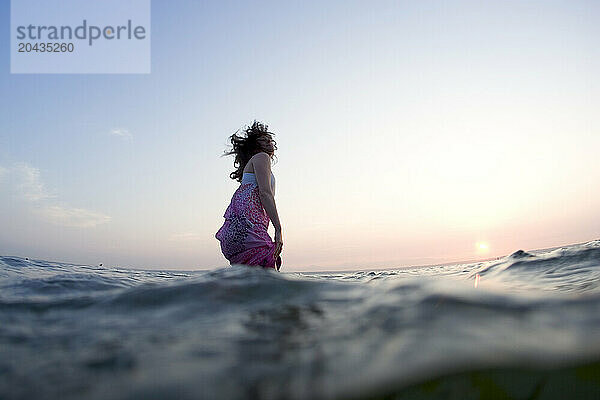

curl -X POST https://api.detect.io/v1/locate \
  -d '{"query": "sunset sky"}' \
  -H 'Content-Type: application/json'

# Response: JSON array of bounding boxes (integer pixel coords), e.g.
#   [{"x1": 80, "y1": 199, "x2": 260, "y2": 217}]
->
[{"x1": 1, "y1": 0, "x2": 599, "y2": 271}]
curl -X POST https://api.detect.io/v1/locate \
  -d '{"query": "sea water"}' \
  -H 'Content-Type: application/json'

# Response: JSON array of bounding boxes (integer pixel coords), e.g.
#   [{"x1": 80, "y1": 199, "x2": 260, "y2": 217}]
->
[{"x1": 1, "y1": 240, "x2": 600, "y2": 399}]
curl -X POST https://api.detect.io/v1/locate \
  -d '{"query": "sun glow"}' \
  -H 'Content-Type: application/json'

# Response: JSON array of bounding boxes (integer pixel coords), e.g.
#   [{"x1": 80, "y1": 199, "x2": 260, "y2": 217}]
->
[{"x1": 476, "y1": 242, "x2": 490, "y2": 253}]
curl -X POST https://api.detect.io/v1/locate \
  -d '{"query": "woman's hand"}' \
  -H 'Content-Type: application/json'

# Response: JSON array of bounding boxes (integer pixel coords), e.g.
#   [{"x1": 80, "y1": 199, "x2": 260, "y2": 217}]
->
[{"x1": 274, "y1": 228, "x2": 283, "y2": 260}]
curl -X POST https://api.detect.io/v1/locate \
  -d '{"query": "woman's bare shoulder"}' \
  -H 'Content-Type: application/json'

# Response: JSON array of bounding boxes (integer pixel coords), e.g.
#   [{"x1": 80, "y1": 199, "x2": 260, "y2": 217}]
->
[
  {"x1": 249, "y1": 152, "x2": 271, "y2": 167},
  {"x1": 244, "y1": 152, "x2": 270, "y2": 173},
  {"x1": 251, "y1": 152, "x2": 271, "y2": 162}
]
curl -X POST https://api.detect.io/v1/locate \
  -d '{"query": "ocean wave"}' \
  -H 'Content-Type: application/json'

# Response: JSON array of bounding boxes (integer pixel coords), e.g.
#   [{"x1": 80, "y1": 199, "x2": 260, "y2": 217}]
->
[{"x1": 1, "y1": 241, "x2": 600, "y2": 399}]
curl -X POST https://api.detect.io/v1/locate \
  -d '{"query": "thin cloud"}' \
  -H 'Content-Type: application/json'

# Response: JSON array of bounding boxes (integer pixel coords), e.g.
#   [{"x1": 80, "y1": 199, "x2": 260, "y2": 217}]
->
[
  {"x1": 2, "y1": 162, "x2": 111, "y2": 228},
  {"x1": 109, "y1": 128, "x2": 132, "y2": 139},
  {"x1": 34, "y1": 205, "x2": 111, "y2": 228},
  {"x1": 13, "y1": 162, "x2": 56, "y2": 201}
]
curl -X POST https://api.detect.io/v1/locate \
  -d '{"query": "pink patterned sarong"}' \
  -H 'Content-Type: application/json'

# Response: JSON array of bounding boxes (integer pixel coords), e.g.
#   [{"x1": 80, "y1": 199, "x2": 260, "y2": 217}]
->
[{"x1": 215, "y1": 181, "x2": 281, "y2": 270}]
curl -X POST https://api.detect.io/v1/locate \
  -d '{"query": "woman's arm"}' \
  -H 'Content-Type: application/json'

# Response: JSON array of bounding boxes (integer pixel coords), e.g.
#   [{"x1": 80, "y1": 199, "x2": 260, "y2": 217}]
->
[{"x1": 253, "y1": 153, "x2": 283, "y2": 258}]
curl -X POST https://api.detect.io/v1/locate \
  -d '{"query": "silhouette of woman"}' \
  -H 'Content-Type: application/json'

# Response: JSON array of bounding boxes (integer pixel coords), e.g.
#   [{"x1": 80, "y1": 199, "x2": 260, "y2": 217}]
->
[{"x1": 215, "y1": 121, "x2": 283, "y2": 270}]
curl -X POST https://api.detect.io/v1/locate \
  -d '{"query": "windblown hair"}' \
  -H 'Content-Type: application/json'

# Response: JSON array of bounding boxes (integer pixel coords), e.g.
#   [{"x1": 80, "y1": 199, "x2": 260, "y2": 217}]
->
[{"x1": 223, "y1": 121, "x2": 277, "y2": 182}]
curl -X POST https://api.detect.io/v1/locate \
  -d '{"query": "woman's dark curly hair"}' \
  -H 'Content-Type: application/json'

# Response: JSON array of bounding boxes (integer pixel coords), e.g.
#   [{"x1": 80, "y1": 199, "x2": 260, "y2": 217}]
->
[{"x1": 223, "y1": 121, "x2": 277, "y2": 182}]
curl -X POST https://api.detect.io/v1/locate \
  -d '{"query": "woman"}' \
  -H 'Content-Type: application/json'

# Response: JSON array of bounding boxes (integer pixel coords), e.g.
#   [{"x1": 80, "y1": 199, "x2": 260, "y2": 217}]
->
[{"x1": 215, "y1": 121, "x2": 283, "y2": 270}]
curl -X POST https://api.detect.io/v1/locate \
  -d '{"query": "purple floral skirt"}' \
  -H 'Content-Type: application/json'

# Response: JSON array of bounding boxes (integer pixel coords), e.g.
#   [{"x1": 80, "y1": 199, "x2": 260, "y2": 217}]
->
[{"x1": 215, "y1": 183, "x2": 281, "y2": 270}]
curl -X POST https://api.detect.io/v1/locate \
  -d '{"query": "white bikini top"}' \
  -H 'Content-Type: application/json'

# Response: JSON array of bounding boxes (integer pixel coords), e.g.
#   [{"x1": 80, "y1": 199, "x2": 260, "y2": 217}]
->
[{"x1": 242, "y1": 172, "x2": 276, "y2": 195}]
